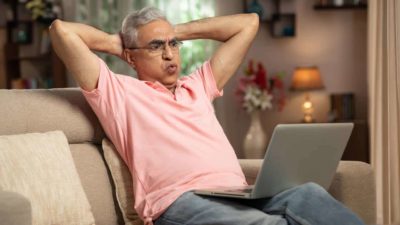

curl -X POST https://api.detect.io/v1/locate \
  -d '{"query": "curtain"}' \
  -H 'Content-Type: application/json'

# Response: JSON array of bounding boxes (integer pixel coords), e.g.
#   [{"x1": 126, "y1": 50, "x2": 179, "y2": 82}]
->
[
  {"x1": 75, "y1": 0, "x2": 215, "y2": 76},
  {"x1": 368, "y1": 0, "x2": 400, "y2": 223}
]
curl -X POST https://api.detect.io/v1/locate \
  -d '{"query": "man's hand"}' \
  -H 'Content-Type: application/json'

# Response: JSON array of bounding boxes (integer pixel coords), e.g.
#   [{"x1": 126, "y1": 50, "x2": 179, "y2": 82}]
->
[
  {"x1": 49, "y1": 20, "x2": 125, "y2": 91},
  {"x1": 109, "y1": 33, "x2": 125, "y2": 60},
  {"x1": 174, "y1": 14, "x2": 259, "y2": 91}
]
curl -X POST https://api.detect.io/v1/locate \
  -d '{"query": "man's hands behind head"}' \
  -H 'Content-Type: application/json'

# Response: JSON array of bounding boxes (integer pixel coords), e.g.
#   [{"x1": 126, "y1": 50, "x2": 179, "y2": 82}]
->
[{"x1": 110, "y1": 33, "x2": 126, "y2": 61}]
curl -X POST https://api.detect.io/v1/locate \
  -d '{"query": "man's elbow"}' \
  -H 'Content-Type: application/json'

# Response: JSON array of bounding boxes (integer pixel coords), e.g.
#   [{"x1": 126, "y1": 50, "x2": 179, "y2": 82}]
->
[
  {"x1": 248, "y1": 13, "x2": 259, "y2": 30},
  {"x1": 49, "y1": 19, "x2": 67, "y2": 37}
]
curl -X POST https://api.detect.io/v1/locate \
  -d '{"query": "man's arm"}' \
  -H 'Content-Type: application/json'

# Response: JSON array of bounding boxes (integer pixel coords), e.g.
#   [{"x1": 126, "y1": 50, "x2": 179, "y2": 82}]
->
[
  {"x1": 49, "y1": 20, "x2": 123, "y2": 91},
  {"x1": 174, "y1": 13, "x2": 259, "y2": 91}
]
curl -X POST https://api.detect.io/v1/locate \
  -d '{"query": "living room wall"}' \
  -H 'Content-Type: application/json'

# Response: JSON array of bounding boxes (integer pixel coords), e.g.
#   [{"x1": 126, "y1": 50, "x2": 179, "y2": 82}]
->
[{"x1": 214, "y1": 0, "x2": 367, "y2": 158}]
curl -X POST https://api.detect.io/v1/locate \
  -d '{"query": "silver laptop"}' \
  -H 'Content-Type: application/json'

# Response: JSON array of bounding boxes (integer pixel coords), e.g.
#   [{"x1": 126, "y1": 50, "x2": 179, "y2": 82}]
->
[{"x1": 194, "y1": 123, "x2": 354, "y2": 199}]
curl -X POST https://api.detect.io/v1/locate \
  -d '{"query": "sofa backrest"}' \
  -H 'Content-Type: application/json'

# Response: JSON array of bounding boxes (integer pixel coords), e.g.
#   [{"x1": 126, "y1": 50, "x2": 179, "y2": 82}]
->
[
  {"x1": 0, "y1": 88, "x2": 121, "y2": 225},
  {"x1": 0, "y1": 88, "x2": 104, "y2": 143}
]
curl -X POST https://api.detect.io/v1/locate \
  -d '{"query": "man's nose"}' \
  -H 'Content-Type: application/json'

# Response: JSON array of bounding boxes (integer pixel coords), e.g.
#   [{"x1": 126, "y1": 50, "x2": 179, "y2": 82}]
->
[{"x1": 162, "y1": 45, "x2": 173, "y2": 60}]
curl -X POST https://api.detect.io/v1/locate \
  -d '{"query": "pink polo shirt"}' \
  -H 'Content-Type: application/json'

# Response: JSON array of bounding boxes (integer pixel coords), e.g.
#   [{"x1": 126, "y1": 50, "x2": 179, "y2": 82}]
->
[{"x1": 81, "y1": 57, "x2": 247, "y2": 224}]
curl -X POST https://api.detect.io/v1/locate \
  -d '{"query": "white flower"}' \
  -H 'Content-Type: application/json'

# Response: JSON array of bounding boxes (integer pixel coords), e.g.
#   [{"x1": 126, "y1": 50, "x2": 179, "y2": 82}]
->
[{"x1": 242, "y1": 85, "x2": 273, "y2": 113}]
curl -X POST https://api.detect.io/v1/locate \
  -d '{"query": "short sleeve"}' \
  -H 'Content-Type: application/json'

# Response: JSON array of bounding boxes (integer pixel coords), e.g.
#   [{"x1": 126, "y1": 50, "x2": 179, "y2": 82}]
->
[
  {"x1": 80, "y1": 57, "x2": 127, "y2": 159},
  {"x1": 190, "y1": 60, "x2": 223, "y2": 101},
  {"x1": 80, "y1": 57, "x2": 125, "y2": 117}
]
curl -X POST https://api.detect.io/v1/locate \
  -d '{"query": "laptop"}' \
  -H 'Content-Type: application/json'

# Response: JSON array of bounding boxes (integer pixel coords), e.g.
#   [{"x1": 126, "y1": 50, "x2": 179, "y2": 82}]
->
[{"x1": 194, "y1": 123, "x2": 354, "y2": 199}]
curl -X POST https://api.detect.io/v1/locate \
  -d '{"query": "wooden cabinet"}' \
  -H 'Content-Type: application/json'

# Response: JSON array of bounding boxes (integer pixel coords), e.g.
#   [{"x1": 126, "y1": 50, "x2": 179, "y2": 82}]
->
[
  {"x1": 2, "y1": 1, "x2": 66, "y2": 89},
  {"x1": 340, "y1": 120, "x2": 370, "y2": 163}
]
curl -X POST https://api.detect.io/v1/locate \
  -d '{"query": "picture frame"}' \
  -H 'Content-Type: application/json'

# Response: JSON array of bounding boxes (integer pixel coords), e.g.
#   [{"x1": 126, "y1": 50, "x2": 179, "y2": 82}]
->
[{"x1": 243, "y1": 0, "x2": 277, "y2": 22}]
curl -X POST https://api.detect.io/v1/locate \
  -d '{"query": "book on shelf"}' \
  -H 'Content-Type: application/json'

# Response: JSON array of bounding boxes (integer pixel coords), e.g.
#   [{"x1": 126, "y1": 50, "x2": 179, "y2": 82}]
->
[
  {"x1": 330, "y1": 93, "x2": 355, "y2": 122},
  {"x1": 11, "y1": 77, "x2": 48, "y2": 89}
]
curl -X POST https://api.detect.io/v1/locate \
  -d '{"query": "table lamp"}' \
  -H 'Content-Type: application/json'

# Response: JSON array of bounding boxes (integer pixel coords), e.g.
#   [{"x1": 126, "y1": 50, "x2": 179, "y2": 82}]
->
[{"x1": 291, "y1": 66, "x2": 324, "y2": 123}]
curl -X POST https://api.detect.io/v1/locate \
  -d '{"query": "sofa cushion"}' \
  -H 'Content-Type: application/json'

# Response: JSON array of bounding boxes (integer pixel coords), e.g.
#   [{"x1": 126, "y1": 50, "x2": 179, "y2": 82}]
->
[
  {"x1": 70, "y1": 143, "x2": 120, "y2": 225},
  {"x1": 102, "y1": 138, "x2": 143, "y2": 225},
  {"x1": 0, "y1": 130, "x2": 95, "y2": 225}
]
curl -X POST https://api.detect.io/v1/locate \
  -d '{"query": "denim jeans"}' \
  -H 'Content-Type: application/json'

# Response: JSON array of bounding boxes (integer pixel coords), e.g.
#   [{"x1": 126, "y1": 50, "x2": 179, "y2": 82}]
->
[{"x1": 154, "y1": 182, "x2": 365, "y2": 225}]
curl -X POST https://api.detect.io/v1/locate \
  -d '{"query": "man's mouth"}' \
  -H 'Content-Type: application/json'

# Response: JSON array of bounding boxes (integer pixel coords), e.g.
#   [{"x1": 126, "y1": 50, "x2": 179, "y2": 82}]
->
[{"x1": 165, "y1": 63, "x2": 178, "y2": 74}]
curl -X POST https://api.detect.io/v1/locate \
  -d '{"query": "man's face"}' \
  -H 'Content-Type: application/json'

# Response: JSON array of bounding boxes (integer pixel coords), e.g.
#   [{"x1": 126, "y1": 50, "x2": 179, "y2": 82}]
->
[{"x1": 127, "y1": 20, "x2": 181, "y2": 89}]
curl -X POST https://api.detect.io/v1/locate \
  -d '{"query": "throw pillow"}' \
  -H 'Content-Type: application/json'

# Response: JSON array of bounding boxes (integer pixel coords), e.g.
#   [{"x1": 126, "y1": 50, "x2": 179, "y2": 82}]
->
[
  {"x1": 0, "y1": 131, "x2": 95, "y2": 225},
  {"x1": 102, "y1": 138, "x2": 142, "y2": 225}
]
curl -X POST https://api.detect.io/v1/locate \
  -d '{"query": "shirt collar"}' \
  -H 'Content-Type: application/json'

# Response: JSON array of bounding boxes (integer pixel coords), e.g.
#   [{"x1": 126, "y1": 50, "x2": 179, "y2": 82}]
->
[{"x1": 143, "y1": 79, "x2": 185, "y2": 92}]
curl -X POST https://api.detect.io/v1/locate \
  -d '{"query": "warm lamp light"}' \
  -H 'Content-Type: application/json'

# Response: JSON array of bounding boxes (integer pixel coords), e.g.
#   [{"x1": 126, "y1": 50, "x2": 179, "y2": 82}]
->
[{"x1": 291, "y1": 66, "x2": 324, "y2": 123}]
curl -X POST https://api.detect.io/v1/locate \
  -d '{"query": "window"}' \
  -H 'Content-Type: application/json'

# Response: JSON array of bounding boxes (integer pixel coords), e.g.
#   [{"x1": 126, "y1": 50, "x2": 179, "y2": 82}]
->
[{"x1": 77, "y1": 0, "x2": 216, "y2": 76}]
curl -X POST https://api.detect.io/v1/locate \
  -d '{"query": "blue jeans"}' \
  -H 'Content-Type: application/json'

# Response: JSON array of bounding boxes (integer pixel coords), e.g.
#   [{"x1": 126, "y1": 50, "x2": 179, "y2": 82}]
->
[{"x1": 154, "y1": 182, "x2": 365, "y2": 225}]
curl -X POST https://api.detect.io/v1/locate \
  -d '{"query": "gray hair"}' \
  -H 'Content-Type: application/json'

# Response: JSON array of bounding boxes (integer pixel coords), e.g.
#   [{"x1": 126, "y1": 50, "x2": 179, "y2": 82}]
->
[{"x1": 121, "y1": 7, "x2": 167, "y2": 48}]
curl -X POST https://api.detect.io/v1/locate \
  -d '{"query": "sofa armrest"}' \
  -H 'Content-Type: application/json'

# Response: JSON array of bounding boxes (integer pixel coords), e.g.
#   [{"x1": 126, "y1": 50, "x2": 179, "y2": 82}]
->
[
  {"x1": 0, "y1": 190, "x2": 32, "y2": 225},
  {"x1": 328, "y1": 161, "x2": 376, "y2": 225},
  {"x1": 238, "y1": 159, "x2": 376, "y2": 225},
  {"x1": 238, "y1": 159, "x2": 262, "y2": 185}
]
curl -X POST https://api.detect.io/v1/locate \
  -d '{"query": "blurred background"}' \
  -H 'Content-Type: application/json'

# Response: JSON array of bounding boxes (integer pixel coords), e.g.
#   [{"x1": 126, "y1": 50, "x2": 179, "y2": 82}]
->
[{"x1": 0, "y1": 0, "x2": 369, "y2": 160}]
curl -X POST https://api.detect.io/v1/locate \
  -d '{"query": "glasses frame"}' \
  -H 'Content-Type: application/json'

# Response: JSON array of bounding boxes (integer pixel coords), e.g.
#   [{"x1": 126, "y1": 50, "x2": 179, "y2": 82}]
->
[{"x1": 127, "y1": 39, "x2": 183, "y2": 55}]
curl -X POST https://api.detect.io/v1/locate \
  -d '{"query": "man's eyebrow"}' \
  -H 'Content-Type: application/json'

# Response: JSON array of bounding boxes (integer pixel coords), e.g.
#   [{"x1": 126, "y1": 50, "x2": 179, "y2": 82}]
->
[
  {"x1": 147, "y1": 37, "x2": 178, "y2": 45},
  {"x1": 148, "y1": 39, "x2": 165, "y2": 45}
]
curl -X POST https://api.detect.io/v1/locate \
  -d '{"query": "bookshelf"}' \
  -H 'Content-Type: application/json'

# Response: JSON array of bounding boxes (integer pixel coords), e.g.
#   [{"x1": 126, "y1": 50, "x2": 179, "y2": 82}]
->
[{"x1": 2, "y1": 1, "x2": 66, "y2": 89}]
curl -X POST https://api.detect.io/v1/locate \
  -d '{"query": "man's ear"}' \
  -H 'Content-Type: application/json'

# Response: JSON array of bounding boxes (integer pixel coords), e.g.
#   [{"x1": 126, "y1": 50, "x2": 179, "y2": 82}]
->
[{"x1": 123, "y1": 49, "x2": 136, "y2": 68}]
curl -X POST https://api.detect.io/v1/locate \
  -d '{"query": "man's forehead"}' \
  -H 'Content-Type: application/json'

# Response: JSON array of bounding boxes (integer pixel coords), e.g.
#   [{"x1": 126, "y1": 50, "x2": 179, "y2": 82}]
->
[{"x1": 137, "y1": 20, "x2": 174, "y2": 43}]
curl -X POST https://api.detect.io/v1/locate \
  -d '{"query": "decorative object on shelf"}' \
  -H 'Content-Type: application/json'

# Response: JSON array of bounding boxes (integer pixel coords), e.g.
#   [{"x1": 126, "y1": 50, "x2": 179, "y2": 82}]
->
[
  {"x1": 25, "y1": 0, "x2": 62, "y2": 25},
  {"x1": 290, "y1": 66, "x2": 324, "y2": 123},
  {"x1": 247, "y1": 0, "x2": 264, "y2": 19},
  {"x1": 269, "y1": 0, "x2": 296, "y2": 38},
  {"x1": 244, "y1": 0, "x2": 276, "y2": 22},
  {"x1": 243, "y1": 0, "x2": 296, "y2": 37},
  {"x1": 8, "y1": 21, "x2": 33, "y2": 44},
  {"x1": 236, "y1": 60, "x2": 286, "y2": 158},
  {"x1": 270, "y1": 13, "x2": 296, "y2": 37}
]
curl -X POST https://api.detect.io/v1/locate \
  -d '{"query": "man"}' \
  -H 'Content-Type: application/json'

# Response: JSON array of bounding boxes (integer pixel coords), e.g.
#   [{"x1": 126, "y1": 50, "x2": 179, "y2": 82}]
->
[{"x1": 49, "y1": 7, "x2": 365, "y2": 225}]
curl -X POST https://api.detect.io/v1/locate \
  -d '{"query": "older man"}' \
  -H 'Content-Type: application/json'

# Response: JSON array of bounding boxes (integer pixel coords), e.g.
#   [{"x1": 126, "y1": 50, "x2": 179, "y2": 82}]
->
[{"x1": 49, "y1": 7, "x2": 364, "y2": 225}]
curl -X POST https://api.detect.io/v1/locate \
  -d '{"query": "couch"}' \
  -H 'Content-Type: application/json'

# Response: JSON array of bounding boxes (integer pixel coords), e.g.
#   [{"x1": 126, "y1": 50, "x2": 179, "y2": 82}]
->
[{"x1": 0, "y1": 88, "x2": 376, "y2": 225}]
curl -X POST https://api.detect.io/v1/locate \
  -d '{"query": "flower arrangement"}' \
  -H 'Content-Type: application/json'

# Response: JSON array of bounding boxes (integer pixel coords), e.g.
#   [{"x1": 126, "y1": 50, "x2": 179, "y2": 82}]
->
[
  {"x1": 25, "y1": 0, "x2": 61, "y2": 25},
  {"x1": 236, "y1": 60, "x2": 286, "y2": 113}
]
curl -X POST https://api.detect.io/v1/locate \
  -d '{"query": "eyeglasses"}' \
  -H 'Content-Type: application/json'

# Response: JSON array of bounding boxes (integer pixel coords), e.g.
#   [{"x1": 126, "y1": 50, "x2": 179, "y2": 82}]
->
[{"x1": 127, "y1": 39, "x2": 183, "y2": 54}]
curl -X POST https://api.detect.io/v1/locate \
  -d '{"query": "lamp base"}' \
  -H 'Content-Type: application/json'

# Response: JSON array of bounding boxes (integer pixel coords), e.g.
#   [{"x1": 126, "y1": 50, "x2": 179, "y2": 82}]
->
[{"x1": 302, "y1": 114, "x2": 315, "y2": 123}]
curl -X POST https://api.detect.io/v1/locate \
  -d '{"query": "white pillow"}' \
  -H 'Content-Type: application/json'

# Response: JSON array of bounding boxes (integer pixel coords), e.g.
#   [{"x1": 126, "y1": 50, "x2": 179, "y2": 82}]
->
[{"x1": 0, "y1": 131, "x2": 95, "y2": 225}]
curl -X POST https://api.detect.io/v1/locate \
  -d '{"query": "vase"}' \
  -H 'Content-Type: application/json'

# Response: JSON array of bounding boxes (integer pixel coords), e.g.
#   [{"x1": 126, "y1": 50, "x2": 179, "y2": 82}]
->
[{"x1": 243, "y1": 110, "x2": 268, "y2": 159}]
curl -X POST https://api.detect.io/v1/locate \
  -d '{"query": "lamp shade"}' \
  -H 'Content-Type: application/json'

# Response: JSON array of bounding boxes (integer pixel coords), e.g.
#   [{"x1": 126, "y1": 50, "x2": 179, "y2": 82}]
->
[{"x1": 291, "y1": 66, "x2": 324, "y2": 90}]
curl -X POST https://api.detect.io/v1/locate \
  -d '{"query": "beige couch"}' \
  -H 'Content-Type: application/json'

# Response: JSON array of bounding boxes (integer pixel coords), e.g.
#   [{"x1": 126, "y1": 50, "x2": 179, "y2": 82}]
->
[{"x1": 0, "y1": 88, "x2": 376, "y2": 225}]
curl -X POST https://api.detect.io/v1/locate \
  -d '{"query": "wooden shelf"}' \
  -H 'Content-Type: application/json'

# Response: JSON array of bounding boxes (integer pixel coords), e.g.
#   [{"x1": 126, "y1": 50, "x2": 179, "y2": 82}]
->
[
  {"x1": 314, "y1": 3, "x2": 367, "y2": 10},
  {"x1": 3, "y1": 1, "x2": 66, "y2": 89}
]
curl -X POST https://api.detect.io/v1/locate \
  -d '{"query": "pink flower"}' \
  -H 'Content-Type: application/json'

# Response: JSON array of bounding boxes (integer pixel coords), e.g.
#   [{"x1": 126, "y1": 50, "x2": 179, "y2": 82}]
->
[
  {"x1": 254, "y1": 63, "x2": 267, "y2": 90},
  {"x1": 236, "y1": 60, "x2": 287, "y2": 113}
]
